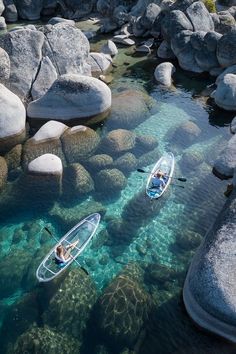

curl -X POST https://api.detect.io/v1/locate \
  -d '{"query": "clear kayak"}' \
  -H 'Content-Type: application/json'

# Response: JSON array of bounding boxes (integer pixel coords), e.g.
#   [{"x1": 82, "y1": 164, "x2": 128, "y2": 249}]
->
[
  {"x1": 146, "y1": 152, "x2": 175, "y2": 199},
  {"x1": 36, "y1": 213, "x2": 101, "y2": 282}
]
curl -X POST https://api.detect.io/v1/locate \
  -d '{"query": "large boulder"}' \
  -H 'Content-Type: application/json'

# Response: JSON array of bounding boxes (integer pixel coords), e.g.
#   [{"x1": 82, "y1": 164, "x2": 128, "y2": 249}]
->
[
  {"x1": 107, "y1": 89, "x2": 151, "y2": 129},
  {"x1": 9, "y1": 326, "x2": 80, "y2": 354},
  {"x1": 95, "y1": 168, "x2": 127, "y2": 193},
  {"x1": 60, "y1": 0, "x2": 95, "y2": 19},
  {"x1": 64, "y1": 163, "x2": 94, "y2": 195},
  {"x1": 0, "y1": 0, "x2": 4, "y2": 15},
  {"x1": 96, "y1": 263, "x2": 150, "y2": 347},
  {"x1": 43, "y1": 268, "x2": 97, "y2": 338},
  {"x1": 0, "y1": 29, "x2": 44, "y2": 100},
  {"x1": 31, "y1": 56, "x2": 57, "y2": 100},
  {"x1": 183, "y1": 190, "x2": 236, "y2": 343},
  {"x1": 13, "y1": 0, "x2": 43, "y2": 20},
  {"x1": 22, "y1": 120, "x2": 68, "y2": 168},
  {"x1": 140, "y1": 3, "x2": 161, "y2": 30},
  {"x1": 88, "y1": 52, "x2": 112, "y2": 76},
  {"x1": 27, "y1": 74, "x2": 111, "y2": 124},
  {"x1": 217, "y1": 30, "x2": 236, "y2": 67},
  {"x1": 0, "y1": 48, "x2": 10, "y2": 84},
  {"x1": 61, "y1": 125, "x2": 100, "y2": 164},
  {"x1": 154, "y1": 62, "x2": 176, "y2": 87},
  {"x1": 213, "y1": 73, "x2": 236, "y2": 111},
  {"x1": 42, "y1": 23, "x2": 91, "y2": 76},
  {"x1": 0, "y1": 84, "x2": 26, "y2": 153},
  {"x1": 186, "y1": 1, "x2": 214, "y2": 32},
  {"x1": 170, "y1": 120, "x2": 202, "y2": 147},
  {"x1": 213, "y1": 134, "x2": 236, "y2": 178},
  {"x1": 3, "y1": 0, "x2": 18, "y2": 22},
  {"x1": 100, "y1": 129, "x2": 136, "y2": 155}
]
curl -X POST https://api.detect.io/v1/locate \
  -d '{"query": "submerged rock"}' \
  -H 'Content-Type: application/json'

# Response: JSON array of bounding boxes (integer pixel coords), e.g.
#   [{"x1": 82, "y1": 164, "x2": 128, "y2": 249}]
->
[
  {"x1": 170, "y1": 121, "x2": 201, "y2": 147},
  {"x1": 96, "y1": 263, "x2": 150, "y2": 347},
  {"x1": 213, "y1": 134, "x2": 236, "y2": 178},
  {"x1": 43, "y1": 268, "x2": 97, "y2": 339},
  {"x1": 95, "y1": 168, "x2": 127, "y2": 193},
  {"x1": 100, "y1": 129, "x2": 136, "y2": 155},
  {"x1": 61, "y1": 125, "x2": 100, "y2": 164},
  {"x1": 183, "y1": 190, "x2": 236, "y2": 343},
  {"x1": 9, "y1": 326, "x2": 80, "y2": 354},
  {"x1": 64, "y1": 163, "x2": 94, "y2": 196},
  {"x1": 27, "y1": 74, "x2": 111, "y2": 124},
  {"x1": 0, "y1": 157, "x2": 8, "y2": 191}
]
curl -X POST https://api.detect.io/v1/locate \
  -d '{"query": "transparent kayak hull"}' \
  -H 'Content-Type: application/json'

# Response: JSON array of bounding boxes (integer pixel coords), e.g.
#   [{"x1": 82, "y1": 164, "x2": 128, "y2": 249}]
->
[
  {"x1": 36, "y1": 213, "x2": 101, "y2": 282},
  {"x1": 146, "y1": 152, "x2": 175, "y2": 199}
]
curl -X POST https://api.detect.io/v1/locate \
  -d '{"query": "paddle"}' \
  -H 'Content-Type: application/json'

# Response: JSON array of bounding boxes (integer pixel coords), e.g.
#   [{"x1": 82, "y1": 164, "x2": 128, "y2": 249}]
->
[
  {"x1": 137, "y1": 168, "x2": 187, "y2": 182},
  {"x1": 44, "y1": 227, "x2": 89, "y2": 275}
]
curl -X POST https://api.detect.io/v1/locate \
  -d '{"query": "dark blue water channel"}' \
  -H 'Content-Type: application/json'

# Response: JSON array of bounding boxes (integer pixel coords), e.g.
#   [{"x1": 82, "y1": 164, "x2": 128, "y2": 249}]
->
[{"x1": 0, "y1": 27, "x2": 235, "y2": 354}]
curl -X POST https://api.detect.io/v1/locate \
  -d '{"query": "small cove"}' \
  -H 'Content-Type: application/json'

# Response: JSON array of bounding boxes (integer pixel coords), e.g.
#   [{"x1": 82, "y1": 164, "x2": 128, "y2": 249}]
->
[{"x1": 0, "y1": 20, "x2": 235, "y2": 353}]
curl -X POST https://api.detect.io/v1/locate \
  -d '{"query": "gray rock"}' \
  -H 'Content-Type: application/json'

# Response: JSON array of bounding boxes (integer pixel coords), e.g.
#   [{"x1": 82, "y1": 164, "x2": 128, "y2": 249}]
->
[
  {"x1": 132, "y1": 16, "x2": 146, "y2": 37},
  {"x1": 157, "y1": 40, "x2": 175, "y2": 59},
  {"x1": 213, "y1": 134, "x2": 236, "y2": 178},
  {"x1": 88, "y1": 53, "x2": 112, "y2": 75},
  {"x1": 171, "y1": 29, "x2": 192, "y2": 57},
  {"x1": 100, "y1": 39, "x2": 118, "y2": 57},
  {"x1": 0, "y1": 0, "x2": 4, "y2": 15},
  {"x1": 217, "y1": 30, "x2": 236, "y2": 67},
  {"x1": 210, "y1": 67, "x2": 224, "y2": 77},
  {"x1": 140, "y1": 3, "x2": 161, "y2": 30},
  {"x1": 31, "y1": 56, "x2": 57, "y2": 100},
  {"x1": 190, "y1": 31, "x2": 206, "y2": 51},
  {"x1": 47, "y1": 17, "x2": 75, "y2": 26},
  {"x1": 216, "y1": 64, "x2": 236, "y2": 85},
  {"x1": 213, "y1": 73, "x2": 236, "y2": 111},
  {"x1": 186, "y1": 1, "x2": 214, "y2": 32},
  {"x1": 27, "y1": 153, "x2": 62, "y2": 175},
  {"x1": 3, "y1": 0, "x2": 18, "y2": 22},
  {"x1": 231, "y1": 116, "x2": 236, "y2": 133},
  {"x1": 14, "y1": 0, "x2": 43, "y2": 20},
  {"x1": 214, "y1": 10, "x2": 236, "y2": 34},
  {"x1": 43, "y1": 23, "x2": 91, "y2": 76},
  {"x1": 0, "y1": 16, "x2": 6, "y2": 29},
  {"x1": 0, "y1": 47, "x2": 10, "y2": 83},
  {"x1": 169, "y1": 10, "x2": 193, "y2": 37},
  {"x1": 183, "y1": 190, "x2": 236, "y2": 342},
  {"x1": 113, "y1": 5, "x2": 129, "y2": 26},
  {"x1": 154, "y1": 62, "x2": 176, "y2": 87},
  {"x1": 0, "y1": 29, "x2": 44, "y2": 100},
  {"x1": 195, "y1": 48, "x2": 219, "y2": 71},
  {"x1": 171, "y1": 0, "x2": 195, "y2": 12},
  {"x1": 204, "y1": 31, "x2": 222, "y2": 52},
  {"x1": 60, "y1": 0, "x2": 95, "y2": 19},
  {"x1": 32, "y1": 120, "x2": 68, "y2": 142},
  {"x1": 0, "y1": 84, "x2": 26, "y2": 152},
  {"x1": 27, "y1": 74, "x2": 111, "y2": 121},
  {"x1": 112, "y1": 34, "x2": 135, "y2": 46}
]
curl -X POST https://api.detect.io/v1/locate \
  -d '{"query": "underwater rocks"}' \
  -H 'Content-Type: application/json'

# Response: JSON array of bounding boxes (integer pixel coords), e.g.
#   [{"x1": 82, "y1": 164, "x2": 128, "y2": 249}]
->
[
  {"x1": 106, "y1": 89, "x2": 152, "y2": 129},
  {"x1": 175, "y1": 230, "x2": 202, "y2": 251},
  {"x1": 61, "y1": 125, "x2": 100, "y2": 164},
  {"x1": 95, "y1": 263, "x2": 150, "y2": 348},
  {"x1": 43, "y1": 268, "x2": 97, "y2": 339},
  {"x1": 170, "y1": 120, "x2": 201, "y2": 147},
  {"x1": 183, "y1": 190, "x2": 236, "y2": 343},
  {"x1": 49, "y1": 199, "x2": 106, "y2": 228},
  {"x1": 85, "y1": 154, "x2": 114, "y2": 172},
  {"x1": 9, "y1": 325, "x2": 80, "y2": 354},
  {"x1": 154, "y1": 62, "x2": 176, "y2": 87},
  {"x1": 113, "y1": 152, "x2": 138, "y2": 174},
  {"x1": 0, "y1": 156, "x2": 8, "y2": 191},
  {"x1": 213, "y1": 134, "x2": 236, "y2": 178},
  {"x1": 0, "y1": 84, "x2": 26, "y2": 153},
  {"x1": 100, "y1": 129, "x2": 136, "y2": 155},
  {"x1": 64, "y1": 163, "x2": 94, "y2": 195},
  {"x1": 27, "y1": 74, "x2": 111, "y2": 124},
  {"x1": 95, "y1": 168, "x2": 127, "y2": 193}
]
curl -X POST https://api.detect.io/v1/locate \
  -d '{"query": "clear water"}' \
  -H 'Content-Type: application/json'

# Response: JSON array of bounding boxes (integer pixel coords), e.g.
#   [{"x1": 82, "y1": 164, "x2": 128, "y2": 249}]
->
[{"x1": 0, "y1": 23, "x2": 235, "y2": 354}]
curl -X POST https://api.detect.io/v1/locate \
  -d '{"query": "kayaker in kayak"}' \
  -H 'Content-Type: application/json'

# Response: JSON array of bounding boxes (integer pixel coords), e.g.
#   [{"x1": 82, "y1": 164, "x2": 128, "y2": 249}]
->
[
  {"x1": 151, "y1": 170, "x2": 166, "y2": 189},
  {"x1": 55, "y1": 240, "x2": 80, "y2": 264}
]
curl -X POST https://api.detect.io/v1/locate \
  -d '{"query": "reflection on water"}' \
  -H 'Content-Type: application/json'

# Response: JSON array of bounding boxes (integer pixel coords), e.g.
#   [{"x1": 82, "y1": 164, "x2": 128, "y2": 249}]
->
[{"x1": 0, "y1": 27, "x2": 234, "y2": 354}]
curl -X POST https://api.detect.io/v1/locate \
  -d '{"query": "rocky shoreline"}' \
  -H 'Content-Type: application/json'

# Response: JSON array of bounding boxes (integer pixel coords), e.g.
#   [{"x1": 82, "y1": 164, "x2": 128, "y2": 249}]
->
[{"x1": 0, "y1": 0, "x2": 235, "y2": 351}]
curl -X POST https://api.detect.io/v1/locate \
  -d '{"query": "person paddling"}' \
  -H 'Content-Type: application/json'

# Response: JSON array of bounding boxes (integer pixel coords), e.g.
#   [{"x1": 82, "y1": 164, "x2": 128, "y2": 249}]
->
[
  {"x1": 151, "y1": 170, "x2": 166, "y2": 189},
  {"x1": 55, "y1": 240, "x2": 80, "y2": 265}
]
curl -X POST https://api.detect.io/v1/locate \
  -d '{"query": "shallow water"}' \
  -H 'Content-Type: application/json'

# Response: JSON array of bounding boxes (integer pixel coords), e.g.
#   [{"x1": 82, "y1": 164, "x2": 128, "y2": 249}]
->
[{"x1": 0, "y1": 22, "x2": 235, "y2": 354}]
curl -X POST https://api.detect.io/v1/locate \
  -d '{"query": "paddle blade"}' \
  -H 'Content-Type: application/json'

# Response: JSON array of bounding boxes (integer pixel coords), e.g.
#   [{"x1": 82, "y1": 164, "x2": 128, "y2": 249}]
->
[
  {"x1": 45, "y1": 227, "x2": 52, "y2": 235},
  {"x1": 177, "y1": 177, "x2": 187, "y2": 182},
  {"x1": 137, "y1": 168, "x2": 147, "y2": 173}
]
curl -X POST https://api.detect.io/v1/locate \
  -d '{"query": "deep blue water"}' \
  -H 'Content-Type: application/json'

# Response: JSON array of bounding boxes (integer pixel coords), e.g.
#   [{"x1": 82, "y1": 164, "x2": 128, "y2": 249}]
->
[{"x1": 0, "y1": 24, "x2": 235, "y2": 354}]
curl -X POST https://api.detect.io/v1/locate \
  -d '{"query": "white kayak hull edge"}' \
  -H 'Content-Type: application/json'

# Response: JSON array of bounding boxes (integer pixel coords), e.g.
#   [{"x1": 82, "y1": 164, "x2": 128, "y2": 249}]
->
[
  {"x1": 36, "y1": 213, "x2": 101, "y2": 282},
  {"x1": 145, "y1": 152, "x2": 175, "y2": 199}
]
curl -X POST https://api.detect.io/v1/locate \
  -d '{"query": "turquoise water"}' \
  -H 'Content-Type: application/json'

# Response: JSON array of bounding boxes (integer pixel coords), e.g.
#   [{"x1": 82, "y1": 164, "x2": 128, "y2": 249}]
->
[{"x1": 0, "y1": 26, "x2": 235, "y2": 353}]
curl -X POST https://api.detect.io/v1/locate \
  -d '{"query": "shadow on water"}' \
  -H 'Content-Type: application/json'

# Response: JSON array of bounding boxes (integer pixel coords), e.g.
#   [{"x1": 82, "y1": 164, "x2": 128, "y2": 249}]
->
[{"x1": 138, "y1": 295, "x2": 236, "y2": 354}]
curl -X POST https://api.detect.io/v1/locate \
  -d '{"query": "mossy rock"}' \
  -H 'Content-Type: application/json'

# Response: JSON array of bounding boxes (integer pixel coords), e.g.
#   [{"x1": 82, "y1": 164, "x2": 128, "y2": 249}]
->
[
  {"x1": 85, "y1": 154, "x2": 113, "y2": 172},
  {"x1": 95, "y1": 168, "x2": 127, "y2": 193},
  {"x1": 4, "y1": 144, "x2": 22, "y2": 171},
  {"x1": 0, "y1": 156, "x2": 8, "y2": 191},
  {"x1": 113, "y1": 153, "x2": 137, "y2": 173},
  {"x1": 202, "y1": 0, "x2": 216, "y2": 13},
  {"x1": 63, "y1": 163, "x2": 94, "y2": 196}
]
